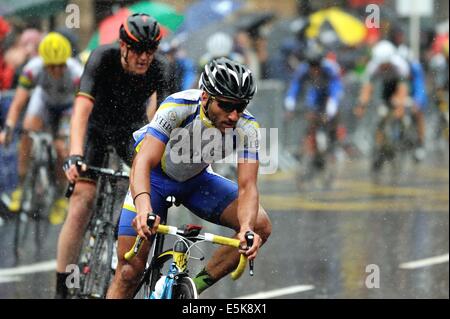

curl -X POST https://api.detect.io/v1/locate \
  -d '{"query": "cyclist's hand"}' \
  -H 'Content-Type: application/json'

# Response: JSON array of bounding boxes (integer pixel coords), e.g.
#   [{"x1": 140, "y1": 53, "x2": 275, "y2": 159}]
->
[
  {"x1": 133, "y1": 212, "x2": 160, "y2": 241},
  {"x1": 63, "y1": 155, "x2": 86, "y2": 183},
  {"x1": 238, "y1": 229, "x2": 261, "y2": 261},
  {"x1": 0, "y1": 125, "x2": 13, "y2": 146},
  {"x1": 0, "y1": 131, "x2": 6, "y2": 145}
]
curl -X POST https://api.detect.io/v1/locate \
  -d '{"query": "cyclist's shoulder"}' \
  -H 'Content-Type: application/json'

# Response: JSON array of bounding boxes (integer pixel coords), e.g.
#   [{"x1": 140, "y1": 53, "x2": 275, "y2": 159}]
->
[
  {"x1": 22, "y1": 56, "x2": 44, "y2": 74},
  {"x1": 159, "y1": 89, "x2": 202, "y2": 111},
  {"x1": 65, "y1": 57, "x2": 84, "y2": 75},
  {"x1": 87, "y1": 43, "x2": 119, "y2": 68},
  {"x1": 322, "y1": 59, "x2": 341, "y2": 76},
  {"x1": 238, "y1": 110, "x2": 260, "y2": 130}
]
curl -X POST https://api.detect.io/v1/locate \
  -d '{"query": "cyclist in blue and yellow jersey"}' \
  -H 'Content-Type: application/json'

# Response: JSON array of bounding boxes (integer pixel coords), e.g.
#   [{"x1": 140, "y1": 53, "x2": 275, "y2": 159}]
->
[
  {"x1": 106, "y1": 57, "x2": 272, "y2": 299},
  {"x1": 284, "y1": 43, "x2": 343, "y2": 164},
  {"x1": 0, "y1": 32, "x2": 83, "y2": 216},
  {"x1": 56, "y1": 13, "x2": 169, "y2": 299}
]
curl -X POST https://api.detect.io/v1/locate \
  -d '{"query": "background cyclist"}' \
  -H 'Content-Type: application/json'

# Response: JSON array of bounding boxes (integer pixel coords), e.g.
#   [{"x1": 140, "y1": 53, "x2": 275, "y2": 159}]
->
[
  {"x1": 0, "y1": 32, "x2": 82, "y2": 218},
  {"x1": 106, "y1": 57, "x2": 272, "y2": 299},
  {"x1": 284, "y1": 42, "x2": 343, "y2": 165},
  {"x1": 354, "y1": 40, "x2": 410, "y2": 172},
  {"x1": 56, "y1": 13, "x2": 169, "y2": 299}
]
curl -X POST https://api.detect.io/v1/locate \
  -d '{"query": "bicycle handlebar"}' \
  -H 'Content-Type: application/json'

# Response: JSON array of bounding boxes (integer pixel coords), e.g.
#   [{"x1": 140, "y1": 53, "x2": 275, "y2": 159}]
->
[
  {"x1": 65, "y1": 161, "x2": 130, "y2": 198},
  {"x1": 124, "y1": 222, "x2": 253, "y2": 280}
]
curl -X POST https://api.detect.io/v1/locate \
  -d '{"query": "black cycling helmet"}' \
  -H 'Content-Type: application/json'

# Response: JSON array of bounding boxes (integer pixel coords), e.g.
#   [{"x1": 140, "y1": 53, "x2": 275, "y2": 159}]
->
[
  {"x1": 119, "y1": 13, "x2": 161, "y2": 51},
  {"x1": 199, "y1": 57, "x2": 257, "y2": 102}
]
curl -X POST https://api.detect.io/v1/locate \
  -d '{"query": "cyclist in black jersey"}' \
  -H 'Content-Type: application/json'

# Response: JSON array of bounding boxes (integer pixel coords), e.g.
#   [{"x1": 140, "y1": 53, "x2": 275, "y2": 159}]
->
[
  {"x1": 354, "y1": 40, "x2": 410, "y2": 172},
  {"x1": 55, "y1": 13, "x2": 169, "y2": 299}
]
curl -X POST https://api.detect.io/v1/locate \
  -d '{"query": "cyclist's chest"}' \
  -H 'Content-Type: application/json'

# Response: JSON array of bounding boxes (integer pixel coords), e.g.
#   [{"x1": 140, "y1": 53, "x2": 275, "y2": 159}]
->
[{"x1": 39, "y1": 73, "x2": 75, "y2": 96}]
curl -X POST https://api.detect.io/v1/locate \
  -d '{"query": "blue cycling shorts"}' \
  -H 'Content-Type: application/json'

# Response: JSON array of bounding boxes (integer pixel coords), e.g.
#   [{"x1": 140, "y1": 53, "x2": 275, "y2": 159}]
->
[{"x1": 118, "y1": 166, "x2": 238, "y2": 237}]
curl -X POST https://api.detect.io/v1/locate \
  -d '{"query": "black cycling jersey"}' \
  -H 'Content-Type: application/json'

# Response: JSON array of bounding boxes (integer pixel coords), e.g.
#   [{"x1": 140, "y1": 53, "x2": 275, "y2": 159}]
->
[
  {"x1": 77, "y1": 44, "x2": 169, "y2": 176},
  {"x1": 78, "y1": 43, "x2": 169, "y2": 135}
]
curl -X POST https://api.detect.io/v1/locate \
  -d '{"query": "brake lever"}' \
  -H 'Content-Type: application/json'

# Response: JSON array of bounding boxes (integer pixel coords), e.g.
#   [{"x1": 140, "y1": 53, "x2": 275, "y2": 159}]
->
[{"x1": 245, "y1": 231, "x2": 254, "y2": 276}]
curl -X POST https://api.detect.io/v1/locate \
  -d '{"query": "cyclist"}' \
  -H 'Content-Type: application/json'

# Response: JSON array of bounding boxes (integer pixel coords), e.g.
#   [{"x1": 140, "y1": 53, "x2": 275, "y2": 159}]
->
[
  {"x1": 106, "y1": 57, "x2": 272, "y2": 299},
  {"x1": 284, "y1": 43, "x2": 343, "y2": 167},
  {"x1": 354, "y1": 40, "x2": 410, "y2": 172},
  {"x1": 0, "y1": 32, "x2": 82, "y2": 215},
  {"x1": 56, "y1": 13, "x2": 169, "y2": 299}
]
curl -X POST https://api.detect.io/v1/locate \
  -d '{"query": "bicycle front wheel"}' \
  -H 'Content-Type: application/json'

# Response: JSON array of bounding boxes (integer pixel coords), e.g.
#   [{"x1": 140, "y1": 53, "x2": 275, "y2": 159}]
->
[
  {"x1": 172, "y1": 276, "x2": 198, "y2": 299},
  {"x1": 78, "y1": 224, "x2": 115, "y2": 299}
]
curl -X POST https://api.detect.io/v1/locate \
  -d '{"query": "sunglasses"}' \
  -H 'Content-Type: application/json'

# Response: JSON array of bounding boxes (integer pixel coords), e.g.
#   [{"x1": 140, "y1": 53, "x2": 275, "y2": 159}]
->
[
  {"x1": 46, "y1": 64, "x2": 66, "y2": 69},
  {"x1": 210, "y1": 96, "x2": 248, "y2": 113},
  {"x1": 127, "y1": 45, "x2": 156, "y2": 56}
]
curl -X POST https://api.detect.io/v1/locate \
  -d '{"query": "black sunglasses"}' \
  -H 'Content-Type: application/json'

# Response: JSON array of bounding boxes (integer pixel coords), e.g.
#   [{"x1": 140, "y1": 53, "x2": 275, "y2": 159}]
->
[
  {"x1": 127, "y1": 45, "x2": 156, "y2": 56},
  {"x1": 210, "y1": 96, "x2": 248, "y2": 113}
]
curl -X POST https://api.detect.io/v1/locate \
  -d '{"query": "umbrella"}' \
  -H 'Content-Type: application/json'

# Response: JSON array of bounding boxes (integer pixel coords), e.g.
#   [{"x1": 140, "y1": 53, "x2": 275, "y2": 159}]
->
[
  {"x1": 86, "y1": 1, "x2": 184, "y2": 51},
  {"x1": 305, "y1": 7, "x2": 368, "y2": 47},
  {"x1": 177, "y1": 0, "x2": 243, "y2": 34}
]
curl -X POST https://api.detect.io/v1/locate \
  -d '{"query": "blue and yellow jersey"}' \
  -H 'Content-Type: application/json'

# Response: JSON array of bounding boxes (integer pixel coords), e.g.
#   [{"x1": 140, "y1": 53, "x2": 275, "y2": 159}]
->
[{"x1": 133, "y1": 89, "x2": 260, "y2": 182}]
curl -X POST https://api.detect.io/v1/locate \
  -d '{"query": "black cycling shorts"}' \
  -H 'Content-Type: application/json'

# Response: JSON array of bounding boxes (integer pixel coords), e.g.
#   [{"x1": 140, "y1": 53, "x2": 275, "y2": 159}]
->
[{"x1": 80, "y1": 126, "x2": 134, "y2": 182}]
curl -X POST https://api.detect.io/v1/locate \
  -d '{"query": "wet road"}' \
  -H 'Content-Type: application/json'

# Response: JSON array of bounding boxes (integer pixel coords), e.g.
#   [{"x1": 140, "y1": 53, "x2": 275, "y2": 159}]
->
[{"x1": 0, "y1": 153, "x2": 448, "y2": 299}]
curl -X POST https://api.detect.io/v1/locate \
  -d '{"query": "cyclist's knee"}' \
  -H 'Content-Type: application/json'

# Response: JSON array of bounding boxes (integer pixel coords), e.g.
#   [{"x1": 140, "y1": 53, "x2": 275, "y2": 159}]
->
[
  {"x1": 117, "y1": 263, "x2": 143, "y2": 287},
  {"x1": 69, "y1": 182, "x2": 97, "y2": 212},
  {"x1": 23, "y1": 116, "x2": 43, "y2": 131}
]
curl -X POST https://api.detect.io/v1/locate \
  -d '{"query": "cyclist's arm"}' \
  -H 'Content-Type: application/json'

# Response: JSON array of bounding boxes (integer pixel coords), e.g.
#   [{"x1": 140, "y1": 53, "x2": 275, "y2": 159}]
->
[
  {"x1": 69, "y1": 95, "x2": 94, "y2": 156},
  {"x1": 236, "y1": 160, "x2": 261, "y2": 259},
  {"x1": 284, "y1": 64, "x2": 306, "y2": 112},
  {"x1": 3, "y1": 86, "x2": 30, "y2": 129},
  {"x1": 146, "y1": 91, "x2": 157, "y2": 121},
  {"x1": 68, "y1": 46, "x2": 105, "y2": 156},
  {"x1": 130, "y1": 134, "x2": 165, "y2": 239},
  {"x1": 236, "y1": 160, "x2": 259, "y2": 232}
]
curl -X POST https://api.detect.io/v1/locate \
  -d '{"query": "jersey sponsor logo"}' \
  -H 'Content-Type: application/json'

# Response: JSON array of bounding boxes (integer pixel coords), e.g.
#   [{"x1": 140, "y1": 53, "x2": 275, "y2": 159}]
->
[{"x1": 156, "y1": 113, "x2": 172, "y2": 131}]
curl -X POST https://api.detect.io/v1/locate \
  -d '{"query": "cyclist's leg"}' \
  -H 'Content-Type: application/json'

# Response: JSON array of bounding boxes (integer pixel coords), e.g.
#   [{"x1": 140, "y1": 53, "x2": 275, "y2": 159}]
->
[
  {"x1": 49, "y1": 104, "x2": 72, "y2": 191},
  {"x1": 10, "y1": 90, "x2": 46, "y2": 212},
  {"x1": 183, "y1": 169, "x2": 271, "y2": 294},
  {"x1": 18, "y1": 88, "x2": 47, "y2": 183},
  {"x1": 55, "y1": 128, "x2": 104, "y2": 298},
  {"x1": 107, "y1": 174, "x2": 169, "y2": 299}
]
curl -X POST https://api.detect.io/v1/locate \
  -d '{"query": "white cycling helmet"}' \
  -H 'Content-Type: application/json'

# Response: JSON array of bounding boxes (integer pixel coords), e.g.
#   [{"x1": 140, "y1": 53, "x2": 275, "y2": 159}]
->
[
  {"x1": 372, "y1": 40, "x2": 396, "y2": 64},
  {"x1": 206, "y1": 32, "x2": 233, "y2": 58}
]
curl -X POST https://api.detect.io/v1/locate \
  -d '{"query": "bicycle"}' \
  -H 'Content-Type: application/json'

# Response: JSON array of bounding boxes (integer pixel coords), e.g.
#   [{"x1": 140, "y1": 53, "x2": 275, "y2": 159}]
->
[
  {"x1": 65, "y1": 153, "x2": 129, "y2": 299},
  {"x1": 371, "y1": 103, "x2": 418, "y2": 181},
  {"x1": 296, "y1": 114, "x2": 338, "y2": 190},
  {"x1": 125, "y1": 196, "x2": 254, "y2": 299},
  {"x1": 14, "y1": 130, "x2": 58, "y2": 262}
]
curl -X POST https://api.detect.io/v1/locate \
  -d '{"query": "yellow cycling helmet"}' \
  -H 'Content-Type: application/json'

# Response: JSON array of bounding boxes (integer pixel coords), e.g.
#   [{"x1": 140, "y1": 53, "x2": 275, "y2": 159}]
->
[{"x1": 39, "y1": 32, "x2": 72, "y2": 65}]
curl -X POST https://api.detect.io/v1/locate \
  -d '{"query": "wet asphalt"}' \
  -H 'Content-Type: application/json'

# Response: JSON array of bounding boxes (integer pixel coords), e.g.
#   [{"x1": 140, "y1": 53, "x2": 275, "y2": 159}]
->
[{"x1": 0, "y1": 150, "x2": 448, "y2": 299}]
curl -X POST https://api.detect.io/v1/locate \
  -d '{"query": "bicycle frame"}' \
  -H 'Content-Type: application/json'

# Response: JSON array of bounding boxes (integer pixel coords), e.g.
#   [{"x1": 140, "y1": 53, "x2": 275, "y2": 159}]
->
[
  {"x1": 14, "y1": 130, "x2": 58, "y2": 261},
  {"x1": 125, "y1": 220, "x2": 252, "y2": 299},
  {"x1": 66, "y1": 153, "x2": 130, "y2": 298}
]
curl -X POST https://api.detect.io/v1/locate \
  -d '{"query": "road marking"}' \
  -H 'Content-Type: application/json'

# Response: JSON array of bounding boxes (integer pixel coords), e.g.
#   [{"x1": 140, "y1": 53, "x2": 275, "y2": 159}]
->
[
  {"x1": 0, "y1": 275, "x2": 23, "y2": 283},
  {"x1": 235, "y1": 285, "x2": 315, "y2": 299},
  {"x1": 399, "y1": 254, "x2": 449, "y2": 269},
  {"x1": 260, "y1": 195, "x2": 449, "y2": 213},
  {"x1": 0, "y1": 260, "x2": 56, "y2": 277}
]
